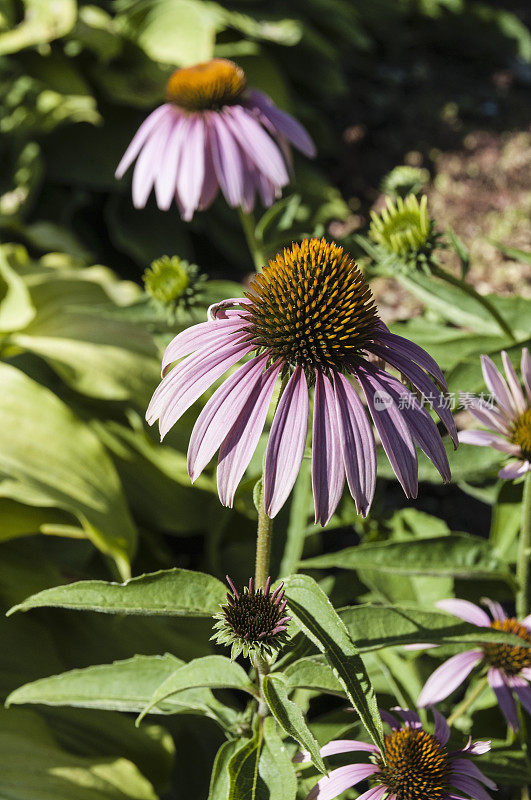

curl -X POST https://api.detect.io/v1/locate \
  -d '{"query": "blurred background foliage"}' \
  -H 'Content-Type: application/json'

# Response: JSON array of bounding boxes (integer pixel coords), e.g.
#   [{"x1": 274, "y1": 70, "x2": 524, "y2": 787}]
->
[{"x1": 0, "y1": 0, "x2": 530, "y2": 798}]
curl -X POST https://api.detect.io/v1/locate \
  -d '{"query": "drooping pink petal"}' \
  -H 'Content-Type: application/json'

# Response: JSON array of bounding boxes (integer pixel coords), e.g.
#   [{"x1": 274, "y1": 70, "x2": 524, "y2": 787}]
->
[
  {"x1": 353, "y1": 786, "x2": 388, "y2": 800},
  {"x1": 306, "y1": 764, "x2": 380, "y2": 800},
  {"x1": 264, "y1": 366, "x2": 309, "y2": 518},
  {"x1": 375, "y1": 328, "x2": 448, "y2": 390},
  {"x1": 465, "y1": 398, "x2": 511, "y2": 435},
  {"x1": 417, "y1": 650, "x2": 483, "y2": 707},
  {"x1": 451, "y1": 759, "x2": 497, "y2": 790},
  {"x1": 207, "y1": 297, "x2": 252, "y2": 321},
  {"x1": 246, "y1": 89, "x2": 316, "y2": 157},
  {"x1": 370, "y1": 342, "x2": 457, "y2": 445},
  {"x1": 498, "y1": 460, "x2": 530, "y2": 480},
  {"x1": 224, "y1": 105, "x2": 289, "y2": 187},
  {"x1": 162, "y1": 318, "x2": 250, "y2": 376},
  {"x1": 293, "y1": 740, "x2": 379, "y2": 764},
  {"x1": 379, "y1": 709, "x2": 400, "y2": 729},
  {"x1": 154, "y1": 115, "x2": 186, "y2": 210},
  {"x1": 188, "y1": 355, "x2": 269, "y2": 481},
  {"x1": 132, "y1": 114, "x2": 174, "y2": 208},
  {"x1": 393, "y1": 708, "x2": 421, "y2": 728},
  {"x1": 217, "y1": 362, "x2": 281, "y2": 506},
  {"x1": 501, "y1": 351, "x2": 526, "y2": 414},
  {"x1": 451, "y1": 774, "x2": 494, "y2": 800},
  {"x1": 208, "y1": 113, "x2": 244, "y2": 207},
  {"x1": 115, "y1": 105, "x2": 173, "y2": 178},
  {"x1": 436, "y1": 599, "x2": 491, "y2": 627},
  {"x1": 312, "y1": 371, "x2": 345, "y2": 525},
  {"x1": 198, "y1": 136, "x2": 219, "y2": 210},
  {"x1": 332, "y1": 372, "x2": 376, "y2": 517},
  {"x1": 509, "y1": 674, "x2": 531, "y2": 715},
  {"x1": 481, "y1": 598, "x2": 506, "y2": 621},
  {"x1": 480, "y1": 355, "x2": 518, "y2": 420},
  {"x1": 176, "y1": 115, "x2": 206, "y2": 220},
  {"x1": 521, "y1": 348, "x2": 531, "y2": 402},
  {"x1": 353, "y1": 362, "x2": 418, "y2": 498},
  {"x1": 458, "y1": 429, "x2": 520, "y2": 455},
  {"x1": 488, "y1": 667, "x2": 519, "y2": 729},
  {"x1": 432, "y1": 708, "x2": 450, "y2": 746}
]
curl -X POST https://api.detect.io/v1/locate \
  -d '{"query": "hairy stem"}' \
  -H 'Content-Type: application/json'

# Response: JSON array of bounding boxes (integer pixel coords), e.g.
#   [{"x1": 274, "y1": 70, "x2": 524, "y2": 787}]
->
[
  {"x1": 431, "y1": 264, "x2": 515, "y2": 342},
  {"x1": 254, "y1": 478, "x2": 274, "y2": 715},
  {"x1": 447, "y1": 676, "x2": 489, "y2": 727},
  {"x1": 517, "y1": 470, "x2": 531, "y2": 619},
  {"x1": 238, "y1": 207, "x2": 265, "y2": 271}
]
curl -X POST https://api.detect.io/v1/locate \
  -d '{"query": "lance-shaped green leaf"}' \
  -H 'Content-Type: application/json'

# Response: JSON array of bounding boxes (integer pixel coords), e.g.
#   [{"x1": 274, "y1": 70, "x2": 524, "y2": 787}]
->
[
  {"x1": 284, "y1": 657, "x2": 344, "y2": 696},
  {"x1": 228, "y1": 720, "x2": 263, "y2": 800},
  {"x1": 259, "y1": 717, "x2": 297, "y2": 800},
  {"x1": 284, "y1": 574, "x2": 383, "y2": 750},
  {"x1": 8, "y1": 567, "x2": 226, "y2": 617},
  {"x1": 209, "y1": 741, "x2": 243, "y2": 800},
  {"x1": 339, "y1": 603, "x2": 531, "y2": 652},
  {"x1": 137, "y1": 656, "x2": 257, "y2": 724},
  {"x1": 262, "y1": 673, "x2": 326, "y2": 775},
  {"x1": 5, "y1": 654, "x2": 237, "y2": 726},
  {"x1": 300, "y1": 534, "x2": 513, "y2": 583}
]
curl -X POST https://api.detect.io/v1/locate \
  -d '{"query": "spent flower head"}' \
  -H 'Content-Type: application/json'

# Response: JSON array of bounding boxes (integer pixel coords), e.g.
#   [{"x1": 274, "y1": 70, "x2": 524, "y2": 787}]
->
[{"x1": 212, "y1": 576, "x2": 291, "y2": 660}]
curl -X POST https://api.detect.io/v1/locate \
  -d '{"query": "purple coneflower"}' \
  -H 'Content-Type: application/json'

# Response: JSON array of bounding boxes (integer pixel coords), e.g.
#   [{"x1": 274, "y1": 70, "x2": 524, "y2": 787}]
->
[
  {"x1": 211, "y1": 576, "x2": 291, "y2": 660},
  {"x1": 295, "y1": 707, "x2": 495, "y2": 800},
  {"x1": 146, "y1": 237, "x2": 457, "y2": 524},
  {"x1": 458, "y1": 349, "x2": 531, "y2": 480},
  {"x1": 115, "y1": 58, "x2": 315, "y2": 220},
  {"x1": 418, "y1": 598, "x2": 531, "y2": 729}
]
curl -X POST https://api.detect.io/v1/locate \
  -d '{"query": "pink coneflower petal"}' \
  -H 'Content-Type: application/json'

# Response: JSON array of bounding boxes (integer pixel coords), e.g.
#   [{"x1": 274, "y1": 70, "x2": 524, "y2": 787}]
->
[
  {"x1": 198, "y1": 140, "x2": 219, "y2": 210},
  {"x1": 458, "y1": 429, "x2": 521, "y2": 455},
  {"x1": 498, "y1": 460, "x2": 530, "y2": 479},
  {"x1": 488, "y1": 667, "x2": 519, "y2": 729},
  {"x1": 155, "y1": 115, "x2": 186, "y2": 210},
  {"x1": 176, "y1": 116, "x2": 205, "y2": 220},
  {"x1": 376, "y1": 328, "x2": 448, "y2": 389},
  {"x1": 481, "y1": 598, "x2": 506, "y2": 621},
  {"x1": 312, "y1": 372, "x2": 345, "y2": 525},
  {"x1": 294, "y1": 740, "x2": 379, "y2": 763},
  {"x1": 132, "y1": 115, "x2": 174, "y2": 208},
  {"x1": 509, "y1": 674, "x2": 531, "y2": 714},
  {"x1": 307, "y1": 764, "x2": 380, "y2": 800},
  {"x1": 451, "y1": 775, "x2": 495, "y2": 800},
  {"x1": 522, "y1": 615, "x2": 531, "y2": 631},
  {"x1": 115, "y1": 105, "x2": 172, "y2": 179},
  {"x1": 355, "y1": 786, "x2": 388, "y2": 800},
  {"x1": 417, "y1": 650, "x2": 483, "y2": 707},
  {"x1": 332, "y1": 372, "x2": 376, "y2": 517},
  {"x1": 502, "y1": 351, "x2": 527, "y2": 413},
  {"x1": 188, "y1": 355, "x2": 269, "y2": 481},
  {"x1": 480, "y1": 355, "x2": 518, "y2": 419},
  {"x1": 393, "y1": 708, "x2": 421, "y2": 728},
  {"x1": 264, "y1": 366, "x2": 309, "y2": 518},
  {"x1": 465, "y1": 398, "x2": 511, "y2": 435},
  {"x1": 521, "y1": 347, "x2": 531, "y2": 402},
  {"x1": 246, "y1": 89, "x2": 316, "y2": 157},
  {"x1": 354, "y1": 362, "x2": 418, "y2": 498},
  {"x1": 433, "y1": 708, "x2": 450, "y2": 745},
  {"x1": 209, "y1": 113, "x2": 244, "y2": 207},
  {"x1": 452, "y1": 759, "x2": 497, "y2": 790},
  {"x1": 379, "y1": 709, "x2": 400, "y2": 728},
  {"x1": 435, "y1": 599, "x2": 491, "y2": 627},
  {"x1": 224, "y1": 105, "x2": 289, "y2": 187},
  {"x1": 217, "y1": 362, "x2": 281, "y2": 506},
  {"x1": 161, "y1": 317, "x2": 248, "y2": 374}
]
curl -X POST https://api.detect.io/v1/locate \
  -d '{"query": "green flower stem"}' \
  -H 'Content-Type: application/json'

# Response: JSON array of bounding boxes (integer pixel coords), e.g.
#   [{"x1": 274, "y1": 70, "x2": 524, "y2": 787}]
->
[
  {"x1": 430, "y1": 264, "x2": 515, "y2": 342},
  {"x1": 446, "y1": 676, "x2": 489, "y2": 727},
  {"x1": 516, "y1": 470, "x2": 531, "y2": 619},
  {"x1": 254, "y1": 478, "x2": 274, "y2": 716},
  {"x1": 238, "y1": 207, "x2": 265, "y2": 271}
]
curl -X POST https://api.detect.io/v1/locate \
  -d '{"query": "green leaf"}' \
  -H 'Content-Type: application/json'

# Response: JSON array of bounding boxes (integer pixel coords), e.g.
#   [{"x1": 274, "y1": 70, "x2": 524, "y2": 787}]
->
[
  {"x1": 261, "y1": 673, "x2": 326, "y2": 774},
  {"x1": 338, "y1": 603, "x2": 531, "y2": 652},
  {"x1": 300, "y1": 533, "x2": 514, "y2": 583},
  {"x1": 0, "y1": 0, "x2": 76, "y2": 55},
  {"x1": 447, "y1": 227, "x2": 470, "y2": 277},
  {"x1": 0, "y1": 708, "x2": 158, "y2": 799},
  {"x1": 490, "y1": 480, "x2": 522, "y2": 559},
  {"x1": 259, "y1": 717, "x2": 297, "y2": 800},
  {"x1": 491, "y1": 242, "x2": 531, "y2": 264},
  {"x1": 8, "y1": 567, "x2": 227, "y2": 617},
  {"x1": 209, "y1": 740, "x2": 243, "y2": 800},
  {"x1": 0, "y1": 363, "x2": 135, "y2": 577},
  {"x1": 228, "y1": 721, "x2": 263, "y2": 800},
  {"x1": 284, "y1": 657, "x2": 344, "y2": 696},
  {"x1": 284, "y1": 575, "x2": 384, "y2": 750},
  {"x1": 0, "y1": 248, "x2": 35, "y2": 332},
  {"x1": 137, "y1": 656, "x2": 257, "y2": 723}
]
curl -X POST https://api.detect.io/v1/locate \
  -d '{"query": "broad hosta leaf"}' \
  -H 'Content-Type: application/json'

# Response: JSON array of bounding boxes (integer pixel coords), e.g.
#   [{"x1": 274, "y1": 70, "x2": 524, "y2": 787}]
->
[
  {"x1": 0, "y1": 709, "x2": 158, "y2": 800},
  {"x1": 8, "y1": 567, "x2": 227, "y2": 617},
  {"x1": 300, "y1": 534, "x2": 513, "y2": 583},
  {"x1": 0, "y1": 248, "x2": 35, "y2": 332},
  {"x1": 259, "y1": 717, "x2": 297, "y2": 800},
  {"x1": 284, "y1": 657, "x2": 344, "y2": 696},
  {"x1": 338, "y1": 604, "x2": 531, "y2": 652},
  {"x1": 227, "y1": 720, "x2": 263, "y2": 800},
  {"x1": 0, "y1": 0, "x2": 76, "y2": 55},
  {"x1": 0, "y1": 363, "x2": 136, "y2": 577},
  {"x1": 137, "y1": 656, "x2": 257, "y2": 722},
  {"x1": 284, "y1": 574, "x2": 383, "y2": 750},
  {"x1": 262, "y1": 673, "x2": 326, "y2": 774}
]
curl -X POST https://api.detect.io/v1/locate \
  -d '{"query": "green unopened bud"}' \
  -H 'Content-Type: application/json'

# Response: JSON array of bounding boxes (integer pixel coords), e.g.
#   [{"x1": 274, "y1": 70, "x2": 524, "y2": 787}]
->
[
  {"x1": 143, "y1": 255, "x2": 205, "y2": 310},
  {"x1": 369, "y1": 194, "x2": 432, "y2": 258}
]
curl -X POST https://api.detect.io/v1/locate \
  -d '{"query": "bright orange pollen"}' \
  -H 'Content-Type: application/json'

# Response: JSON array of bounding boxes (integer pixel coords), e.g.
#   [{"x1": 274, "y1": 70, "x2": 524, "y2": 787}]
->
[
  {"x1": 165, "y1": 59, "x2": 246, "y2": 111},
  {"x1": 377, "y1": 728, "x2": 450, "y2": 800},
  {"x1": 245, "y1": 238, "x2": 379, "y2": 379},
  {"x1": 483, "y1": 618, "x2": 531, "y2": 675}
]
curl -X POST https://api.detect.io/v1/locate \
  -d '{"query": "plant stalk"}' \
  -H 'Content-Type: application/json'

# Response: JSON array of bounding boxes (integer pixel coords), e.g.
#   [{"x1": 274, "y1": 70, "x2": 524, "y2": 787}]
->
[
  {"x1": 516, "y1": 470, "x2": 531, "y2": 619},
  {"x1": 447, "y1": 676, "x2": 489, "y2": 727},
  {"x1": 254, "y1": 477, "x2": 274, "y2": 716},
  {"x1": 431, "y1": 264, "x2": 515, "y2": 342},
  {"x1": 238, "y1": 207, "x2": 265, "y2": 271}
]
